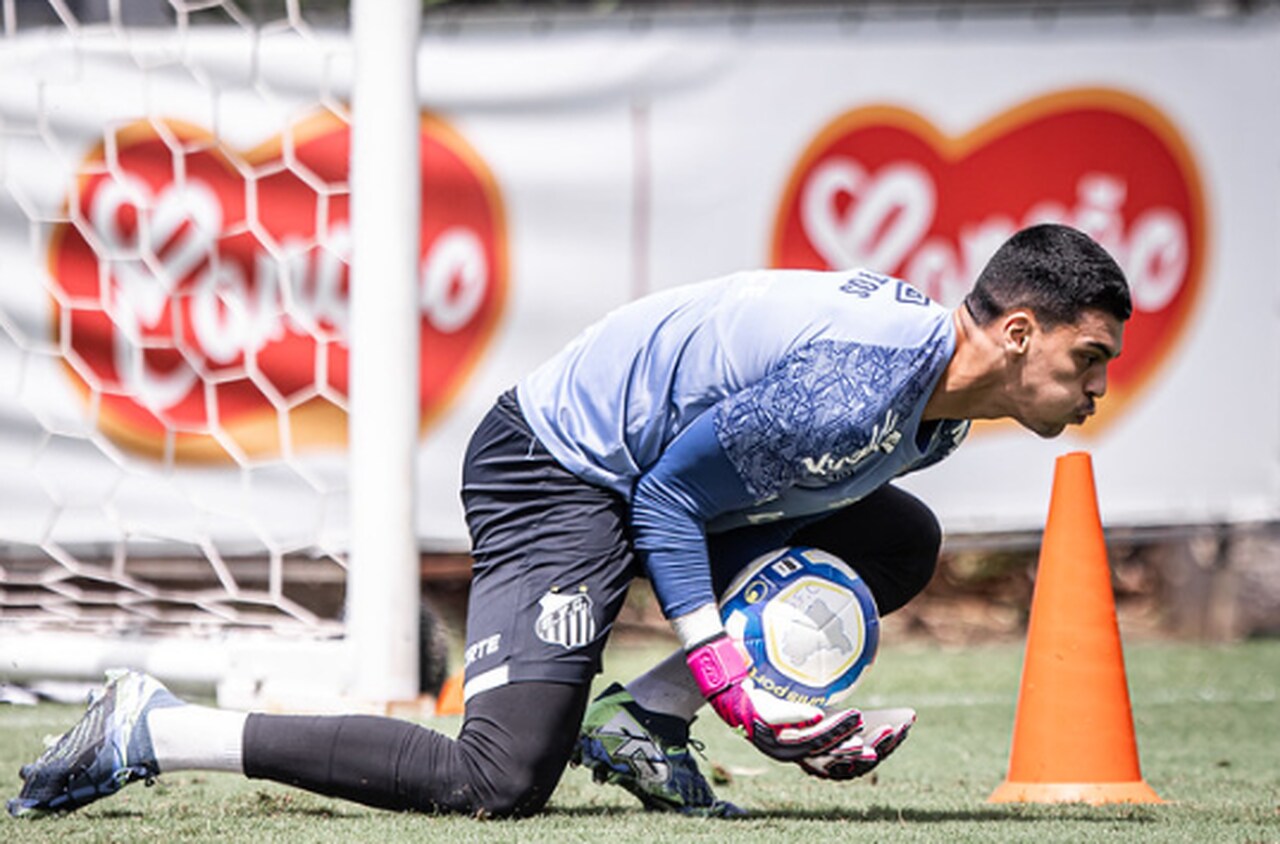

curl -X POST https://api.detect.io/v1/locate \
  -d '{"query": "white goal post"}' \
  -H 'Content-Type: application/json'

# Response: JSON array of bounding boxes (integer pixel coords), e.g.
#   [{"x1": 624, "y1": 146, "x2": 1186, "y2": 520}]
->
[
  {"x1": 0, "y1": 0, "x2": 427, "y2": 712},
  {"x1": 346, "y1": 0, "x2": 422, "y2": 706}
]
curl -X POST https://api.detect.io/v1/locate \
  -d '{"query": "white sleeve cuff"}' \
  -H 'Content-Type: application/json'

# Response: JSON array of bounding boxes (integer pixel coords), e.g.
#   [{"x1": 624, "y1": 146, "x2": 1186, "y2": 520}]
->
[{"x1": 670, "y1": 603, "x2": 725, "y2": 651}]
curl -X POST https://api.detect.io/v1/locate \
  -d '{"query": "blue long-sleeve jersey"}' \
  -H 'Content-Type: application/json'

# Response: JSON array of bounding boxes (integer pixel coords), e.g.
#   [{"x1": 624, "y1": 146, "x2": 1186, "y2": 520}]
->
[{"x1": 517, "y1": 268, "x2": 969, "y2": 620}]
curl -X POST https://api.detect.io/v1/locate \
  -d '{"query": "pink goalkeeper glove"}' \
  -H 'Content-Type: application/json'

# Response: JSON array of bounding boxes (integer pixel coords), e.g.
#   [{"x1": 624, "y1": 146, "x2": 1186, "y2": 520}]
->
[{"x1": 685, "y1": 633, "x2": 863, "y2": 762}]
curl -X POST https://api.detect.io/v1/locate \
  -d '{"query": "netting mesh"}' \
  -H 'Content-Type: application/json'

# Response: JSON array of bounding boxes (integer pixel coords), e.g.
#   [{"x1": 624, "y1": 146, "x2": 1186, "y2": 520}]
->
[{"x1": 0, "y1": 1, "x2": 360, "y2": 636}]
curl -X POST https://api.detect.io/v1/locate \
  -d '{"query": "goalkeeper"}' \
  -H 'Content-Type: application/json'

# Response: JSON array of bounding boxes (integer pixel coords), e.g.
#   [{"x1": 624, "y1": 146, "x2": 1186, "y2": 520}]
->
[{"x1": 9, "y1": 224, "x2": 1129, "y2": 819}]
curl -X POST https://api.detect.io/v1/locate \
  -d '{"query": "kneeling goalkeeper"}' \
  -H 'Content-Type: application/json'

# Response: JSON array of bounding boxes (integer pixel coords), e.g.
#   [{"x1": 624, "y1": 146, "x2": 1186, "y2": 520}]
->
[{"x1": 9, "y1": 224, "x2": 1129, "y2": 818}]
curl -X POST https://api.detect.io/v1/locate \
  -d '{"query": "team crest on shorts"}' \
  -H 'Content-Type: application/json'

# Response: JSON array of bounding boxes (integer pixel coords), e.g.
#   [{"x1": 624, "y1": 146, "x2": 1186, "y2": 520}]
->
[{"x1": 535, "y1": 589, "x2": 595, "y2": 650}]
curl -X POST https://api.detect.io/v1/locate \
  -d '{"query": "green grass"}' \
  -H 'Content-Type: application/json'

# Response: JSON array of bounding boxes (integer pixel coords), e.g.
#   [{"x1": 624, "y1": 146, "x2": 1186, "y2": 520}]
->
[{"x1": 3, "y1": 639, "x2": 1278, "y2": 843}]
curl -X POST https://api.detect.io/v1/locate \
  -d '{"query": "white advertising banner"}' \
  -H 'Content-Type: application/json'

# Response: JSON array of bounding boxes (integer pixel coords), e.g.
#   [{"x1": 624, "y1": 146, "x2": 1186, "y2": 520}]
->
[{"x1": 0, "y1": 9, "x2": 1276, "y2": 560}]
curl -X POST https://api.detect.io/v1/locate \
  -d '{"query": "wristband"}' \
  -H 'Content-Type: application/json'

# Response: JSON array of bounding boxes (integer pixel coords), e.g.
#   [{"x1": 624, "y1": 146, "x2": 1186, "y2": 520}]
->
[
  {"x1": 670, "y1": 603, "x2": 724, "y2": 651},
  {"x1": 685, "y1": 634, "x2": 749, "y2": 699}
]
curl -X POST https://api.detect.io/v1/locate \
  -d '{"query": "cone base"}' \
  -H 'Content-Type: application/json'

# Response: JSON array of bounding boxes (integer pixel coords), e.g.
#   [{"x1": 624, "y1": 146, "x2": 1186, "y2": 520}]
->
[{"x1": 989, "y1": 779, "x2": 1164, "y2": 805}]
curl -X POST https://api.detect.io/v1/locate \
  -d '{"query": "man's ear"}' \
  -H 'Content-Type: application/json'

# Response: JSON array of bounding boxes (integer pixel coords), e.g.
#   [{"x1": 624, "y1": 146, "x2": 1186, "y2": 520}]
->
[{"x1": 1001, "y1": 310, "x2": 1035, "y2": 356}]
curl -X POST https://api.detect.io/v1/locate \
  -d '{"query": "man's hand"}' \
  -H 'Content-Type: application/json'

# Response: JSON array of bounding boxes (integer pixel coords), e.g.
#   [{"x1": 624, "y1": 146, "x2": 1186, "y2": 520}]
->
[
  {"x1": 798, "y1": 707, "x2": 916, "y2": 780},
  {"x1": 685, "y1": 633, "x2": 862, "y2": 762}
]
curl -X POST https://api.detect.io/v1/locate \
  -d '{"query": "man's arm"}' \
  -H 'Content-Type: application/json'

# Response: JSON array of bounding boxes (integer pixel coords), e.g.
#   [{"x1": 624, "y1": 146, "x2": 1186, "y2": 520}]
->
[
  {"x1": 629, "y1": 407, "x2": 754, "y2": 622},
  {"x1": 629, "y1": 406, "x2": 863, "y2": 761}
]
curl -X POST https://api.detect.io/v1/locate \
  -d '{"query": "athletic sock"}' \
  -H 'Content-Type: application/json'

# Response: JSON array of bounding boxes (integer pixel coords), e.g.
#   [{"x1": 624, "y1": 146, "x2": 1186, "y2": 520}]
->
[
  {"x1": 625, "y1": 649, "x2": 705, "y2": 723},
  {"x1": 148, "y1": 704, "x2": 248, "y2": 773}
]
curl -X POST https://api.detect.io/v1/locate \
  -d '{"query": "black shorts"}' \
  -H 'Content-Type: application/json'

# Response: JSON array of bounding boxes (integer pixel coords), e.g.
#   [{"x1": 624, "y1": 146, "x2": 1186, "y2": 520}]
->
[
  {"x1": 459, "y1": 392, "x2": 942, "y2": 701},
  {"x1": 459, "y1": 391, "x2": 640, "y2": 700}
]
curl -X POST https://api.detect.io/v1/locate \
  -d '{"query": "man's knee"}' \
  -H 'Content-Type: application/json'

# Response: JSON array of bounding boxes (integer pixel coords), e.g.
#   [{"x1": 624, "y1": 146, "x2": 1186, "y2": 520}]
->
[
  {"x1": 901, "y1": 497, "x2": 942, "y2": 586},
  {"x1": 795, "y1": 486, "x2": 942, "y2": 615},
  {"x1": 472, "y1": 767, "x2": 554, "y2": 819},
  {"x1": 453, "y1": 681, "x2": 587, "y2": 818},
  {"x1": 875, "y1": 492, "x2": 941, "y2": 612}
]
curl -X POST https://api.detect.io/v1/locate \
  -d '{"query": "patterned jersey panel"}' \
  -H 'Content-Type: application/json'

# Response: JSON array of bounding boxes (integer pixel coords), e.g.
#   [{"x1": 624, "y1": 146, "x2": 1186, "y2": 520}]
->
[{"x1": 712, "y1": 339, "x2": 943, "y2": 501}]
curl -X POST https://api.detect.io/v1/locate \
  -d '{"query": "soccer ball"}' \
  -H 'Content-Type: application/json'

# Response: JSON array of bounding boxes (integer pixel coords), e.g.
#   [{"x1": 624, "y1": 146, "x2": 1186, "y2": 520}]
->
[{"x1": 719, "y1": 546, "x2": 879, "y2": 710}]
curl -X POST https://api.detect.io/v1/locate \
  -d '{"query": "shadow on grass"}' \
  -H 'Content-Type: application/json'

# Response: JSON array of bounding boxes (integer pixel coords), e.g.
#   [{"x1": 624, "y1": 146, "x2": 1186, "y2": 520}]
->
[
  {"x1": 743, "y1": 804, "x2": 1161, "y2": 824},
  {"x1": 233, "y1": 790, "x2": 367, "y2": 819},
  {"x1": 541, "y1": 804, "x2": 1162, "y2": 824},
  {"x1": 23, "y1": 803, "x2": 1162, "y2": 830},
  {"x1": 83, "y1": 808, "x2": 147, "y2": 819}
]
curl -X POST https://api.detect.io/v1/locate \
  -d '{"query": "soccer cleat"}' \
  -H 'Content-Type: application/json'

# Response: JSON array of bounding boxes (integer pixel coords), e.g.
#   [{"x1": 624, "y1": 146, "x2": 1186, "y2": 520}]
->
[
  {"x1": 7, "y1": 669, "x2": 183, "y2": 817},
  {"x1": 572, "y1": 682, "x2": 745, "y2": 817}
]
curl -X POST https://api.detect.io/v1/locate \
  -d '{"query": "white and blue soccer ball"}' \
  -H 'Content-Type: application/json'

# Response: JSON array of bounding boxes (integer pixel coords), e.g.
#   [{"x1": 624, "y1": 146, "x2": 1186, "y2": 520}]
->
[{"x1": 719, "y1": 546, "x2": 879, "y2": 710}]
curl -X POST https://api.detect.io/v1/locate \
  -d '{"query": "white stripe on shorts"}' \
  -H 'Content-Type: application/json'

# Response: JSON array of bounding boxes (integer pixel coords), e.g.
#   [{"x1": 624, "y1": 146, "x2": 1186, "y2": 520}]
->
[{"x1": 463, "y1": 665, "x2": 509, "y2": 702}]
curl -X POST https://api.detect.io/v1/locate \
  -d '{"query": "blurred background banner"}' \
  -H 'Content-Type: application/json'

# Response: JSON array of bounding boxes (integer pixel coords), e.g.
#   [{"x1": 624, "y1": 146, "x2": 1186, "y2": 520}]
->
[{"x1": 0, "y1": 4, "x2": 1276, "y2": 562}]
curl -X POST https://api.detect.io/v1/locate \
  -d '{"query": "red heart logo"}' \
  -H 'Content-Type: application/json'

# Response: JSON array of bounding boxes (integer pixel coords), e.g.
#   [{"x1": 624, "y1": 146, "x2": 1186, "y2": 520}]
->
[
  {"x1": 50, "y1": 111, "x2": 507, "y2": 461},
  {"x1": 771, "y1": 88, "x2": 1207, "y2": 435}
]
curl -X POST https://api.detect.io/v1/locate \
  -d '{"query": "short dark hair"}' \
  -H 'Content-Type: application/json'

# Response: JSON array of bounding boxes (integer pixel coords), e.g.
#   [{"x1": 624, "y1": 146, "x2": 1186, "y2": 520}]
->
[{"x1": 964, "y1": 224, "x2": 1132, "y2": 327}]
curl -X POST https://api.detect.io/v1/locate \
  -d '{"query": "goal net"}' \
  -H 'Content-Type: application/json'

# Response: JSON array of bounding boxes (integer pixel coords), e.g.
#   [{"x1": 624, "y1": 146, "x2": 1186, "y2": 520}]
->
[{"x1": 0, "y1": 0, "x2": 441, "y2": 711}]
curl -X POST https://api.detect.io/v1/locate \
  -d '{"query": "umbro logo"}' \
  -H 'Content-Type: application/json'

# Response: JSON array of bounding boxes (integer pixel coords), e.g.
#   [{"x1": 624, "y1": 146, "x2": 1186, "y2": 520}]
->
[{"x1": 895, "y1": 281, "x2": 930, "y2": 306}]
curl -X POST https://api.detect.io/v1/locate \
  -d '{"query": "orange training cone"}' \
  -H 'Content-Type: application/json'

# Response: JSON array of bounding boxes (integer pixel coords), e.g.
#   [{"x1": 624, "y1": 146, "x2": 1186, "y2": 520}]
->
[{"x1": 988, "y1": 451, "x2": 1163, "y2": 804}]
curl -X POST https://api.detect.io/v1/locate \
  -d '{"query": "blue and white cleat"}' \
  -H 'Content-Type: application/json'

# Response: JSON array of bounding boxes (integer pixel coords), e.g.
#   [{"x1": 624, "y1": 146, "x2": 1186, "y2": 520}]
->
[
  {"x1": 573, "y1": 682, "x2": 745, "y2": 818},
  {"x1": 7, "y1": 669, "x2": 182, "y2": 817}
]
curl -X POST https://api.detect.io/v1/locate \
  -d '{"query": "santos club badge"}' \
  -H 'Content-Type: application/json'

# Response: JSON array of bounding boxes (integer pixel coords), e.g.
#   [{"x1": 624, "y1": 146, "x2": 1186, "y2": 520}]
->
[
  {"x1": 535, "y1": 589, "x2": 596, "y2": 650},
  {"x1": 772, "y1": 88, "x2": 1207, "y2": 434}
]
